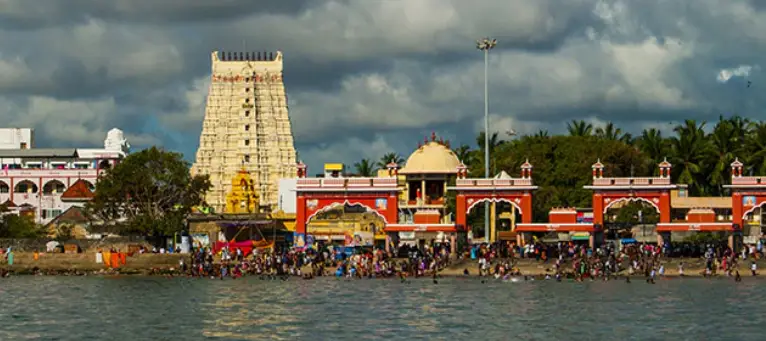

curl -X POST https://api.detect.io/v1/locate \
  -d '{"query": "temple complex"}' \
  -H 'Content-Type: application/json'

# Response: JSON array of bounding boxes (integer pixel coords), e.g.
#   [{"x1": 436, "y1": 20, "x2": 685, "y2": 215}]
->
[{"x1": 191, "y1": 50, "x2": 297, "y2": 213}]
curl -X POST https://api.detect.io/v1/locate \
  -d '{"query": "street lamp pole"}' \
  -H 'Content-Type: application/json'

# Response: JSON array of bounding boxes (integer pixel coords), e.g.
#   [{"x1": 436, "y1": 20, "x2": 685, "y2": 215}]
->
[{"x1": 477, "y1": 37, "x2": 496, "y2": 243}]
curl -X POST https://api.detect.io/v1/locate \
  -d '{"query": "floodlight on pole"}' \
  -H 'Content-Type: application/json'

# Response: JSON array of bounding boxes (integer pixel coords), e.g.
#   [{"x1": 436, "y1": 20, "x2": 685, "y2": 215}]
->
[{"x1": 476, "y1": 37, "x2": 496, "y2": 243}]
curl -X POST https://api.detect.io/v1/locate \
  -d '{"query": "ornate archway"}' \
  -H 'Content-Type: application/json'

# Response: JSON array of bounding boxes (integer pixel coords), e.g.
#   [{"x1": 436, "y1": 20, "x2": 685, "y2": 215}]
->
[
  {"x1": 449, "y1": 160, "x2": 536, "y2": 242},
  {"x1": 725, "y1": 158, "x2": 766, "y2": 233},
  {"x1": 602, "y1": 197, "x2": 660, "y2": 215},
  {"x1": 294, "y1": 173, "x2": 400, "y2": 245},
  {"x1": 584, "y1": 159, "x2": 674, "y2": 227}
]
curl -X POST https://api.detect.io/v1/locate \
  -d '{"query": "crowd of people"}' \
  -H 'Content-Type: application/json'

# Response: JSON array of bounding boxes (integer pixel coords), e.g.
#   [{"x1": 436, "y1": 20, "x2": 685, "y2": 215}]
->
[
  {"x1": 466, "y1": 239, "x2": 766, "y2": 282},
  {"x1": 180, "y1": 243, "x2": 454, "y2": 280}
]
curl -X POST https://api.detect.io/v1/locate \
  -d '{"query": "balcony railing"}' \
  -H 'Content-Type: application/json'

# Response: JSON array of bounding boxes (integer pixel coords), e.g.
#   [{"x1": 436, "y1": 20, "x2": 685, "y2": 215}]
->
[
  {"x1": 731, "y1": 176, "x2": 766, "y2": 185},
  {"x1": 455, "y1": 178, "x2": 533, "y2": 187},
  {"x1": 0, "y1": 169, "x2": 98, "y2": 177},
  {"x1": 296, "y1": 177, "x2": 398, "y2": 189},
  {"x1": 592, "y1": 177, "x2": 671, "y2": 186}
]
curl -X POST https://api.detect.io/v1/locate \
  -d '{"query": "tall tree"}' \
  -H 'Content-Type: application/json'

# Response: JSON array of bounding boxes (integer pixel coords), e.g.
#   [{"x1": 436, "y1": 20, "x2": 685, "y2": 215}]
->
[
  {"x1": 637, "y1": 128, "x2": 668, "y2": 171},
  {"x1": 534, "y1": 130, "x2": 549, "y2": 138},
  {"x1": 595, "y1": 122, "x2": 632, "y2": 143},
  {"x1": 707, "y1": 117, "x2": 738, "y2": 195},
  {"x1": 670, "y1": 120, "x2": 710, "y2": 195},
  {"x1": 377, "y1": 153, "x2": 404, "y2": 170},
  {"x1": 86, "y1": 146, "x2": 211, "y2": 236},
  {"x1": 353, "y1": 158, "x2": 376, "y2": 177},
  {"x1": 453, "y1": 144, "x2": 473, "y2": 166},
  {"x1": 747, "y1": 122, "x2": 766, "y2": 175},
  {"x1": 476, "y1": 132, "x2": 505, "y2": 175},
  {"x1": 567, "y1": 120, "x2": 593, "y2": 136}
]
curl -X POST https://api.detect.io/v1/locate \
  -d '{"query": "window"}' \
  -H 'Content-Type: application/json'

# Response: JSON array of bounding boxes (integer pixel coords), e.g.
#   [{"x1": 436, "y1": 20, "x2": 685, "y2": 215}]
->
[
  {"x1": 0, "y1": 182, "x2": 8, "y2": 193},
  {"x1": 245, "y1": 111, "x2": 250, "y2": 117},
  {"x1": 43, "y1": 181, "x2": 66, "y2": 195},
  {"x1": 15, "y1": 181, "x2": 37, "y2": 193},
  {"x1": 20, "y1": 142, "x2": 27, "y2": 149},
  {"x1": 245, "y1": 98, "x2": 250, "y2": 103},
  {"x1": 245, "y1": 88, "x2": 250, "y2": 92},
  {"x1": 26, "y1": 162, "x2": 42, "y2": 169},
  {"x1": 244, "y1": 155, "x2": 250, "y2": 163},
  {"x1": 245, "y1": 125, "x2": 250, "y2": 131},
  {"x1": 42, "y1": 209, "x2": 63, "y2": 219},
  {"x1": 244, "y1": 140, "x2": 250, "y2": 146},
  {"x1": 50, "y1": 162, "x2": 67, "y2": 169},
  {"x1": 73, "y1": 163, "x2": 90, "y2": 169}
]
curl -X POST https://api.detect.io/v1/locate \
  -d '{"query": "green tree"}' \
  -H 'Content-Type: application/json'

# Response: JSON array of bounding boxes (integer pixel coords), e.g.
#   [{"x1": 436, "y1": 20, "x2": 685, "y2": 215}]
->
[
  {"x1": 0, "y1": 204, "x2": 43, "y2": 238},
  {"x1": 567, "y1": 120, "x2": 593, "y2": 136},
  {"x1": 86, "y1": 146, "x2": 211, "y2": 236},
  {"x1": 376, "y1": 153, "x2": 404, "y2": 170},
  {"x1": 353, "y1": 158, "x2": 376, "y2": 177},
  {"x1": 595, "y1": 122, "x2": 632, "y2": 143},
  {"x1": 670, "y1": 120, "x2": 710, "y2": 195},
  {"x1": 453, "y1": 144, "x2": 473, "y2": 166},
  {"x1": 476, "y1": 132, "x2": 505, "y2": 175}
]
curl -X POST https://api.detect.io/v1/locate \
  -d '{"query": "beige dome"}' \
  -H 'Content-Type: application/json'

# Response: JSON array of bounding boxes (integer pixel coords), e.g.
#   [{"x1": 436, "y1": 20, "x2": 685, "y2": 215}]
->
[{"x1": 399, "y1": 141, "x2": 461, "y2": 174}]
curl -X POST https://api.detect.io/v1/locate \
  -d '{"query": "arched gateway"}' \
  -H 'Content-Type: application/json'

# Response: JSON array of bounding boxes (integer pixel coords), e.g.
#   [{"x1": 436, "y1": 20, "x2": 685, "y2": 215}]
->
[
  {"x1": 294, "y1": 162, "x2": 400, "y2": 246},
  {"x1": 586, "y1": 159, "x2": 732, "y2": 245},
  {"x1": 725, "y1": 158, "x2": 765, "y2": 234},
  {"x1": 449, "y1": 160, "x2": 537, "y2": 243}
]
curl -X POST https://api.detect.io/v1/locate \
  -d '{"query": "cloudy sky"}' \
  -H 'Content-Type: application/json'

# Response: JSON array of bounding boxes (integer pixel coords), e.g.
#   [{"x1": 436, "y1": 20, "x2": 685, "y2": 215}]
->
[{"x1": 0, "y1": 0, "x2": 763, "y2": 172}]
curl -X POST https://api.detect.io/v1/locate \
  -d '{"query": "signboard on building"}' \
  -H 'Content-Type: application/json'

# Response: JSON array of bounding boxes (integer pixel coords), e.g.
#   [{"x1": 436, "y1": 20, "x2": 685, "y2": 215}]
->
[{"x1": 576, "y1": 211, "x2": 594, "y2": 223}]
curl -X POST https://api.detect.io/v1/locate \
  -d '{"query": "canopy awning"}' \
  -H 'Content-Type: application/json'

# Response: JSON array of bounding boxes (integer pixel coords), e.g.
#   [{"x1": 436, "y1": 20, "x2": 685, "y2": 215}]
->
[{"x1": 571, "y1": 232, "x2": 590, "y2": 241}]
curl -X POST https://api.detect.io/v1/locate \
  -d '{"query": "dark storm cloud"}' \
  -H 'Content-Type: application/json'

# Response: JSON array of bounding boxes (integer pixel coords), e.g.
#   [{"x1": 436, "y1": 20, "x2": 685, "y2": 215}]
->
[
  {"x1": 0, "y1": 0, "x2": 318, "y2": 30},
  {"x1": 0, "y1": 0, "x2": 764, "y2": 172}
]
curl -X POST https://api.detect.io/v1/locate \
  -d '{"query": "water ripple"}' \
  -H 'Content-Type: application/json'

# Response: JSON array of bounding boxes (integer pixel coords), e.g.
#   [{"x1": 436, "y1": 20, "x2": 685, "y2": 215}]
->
[{"x1": 0, "y1": 276, "x2": 764, "y2": 340}]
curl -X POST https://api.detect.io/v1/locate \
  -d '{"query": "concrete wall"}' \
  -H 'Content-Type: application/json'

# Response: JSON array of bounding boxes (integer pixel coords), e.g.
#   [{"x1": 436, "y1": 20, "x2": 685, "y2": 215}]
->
[{"x1": 0, "y1": 237, "x2": 153, "y2": 253}]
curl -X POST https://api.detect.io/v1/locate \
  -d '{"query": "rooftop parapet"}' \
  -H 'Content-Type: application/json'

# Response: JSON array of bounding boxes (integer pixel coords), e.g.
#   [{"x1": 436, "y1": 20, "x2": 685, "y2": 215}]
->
[{"x1": 213, "y1": 50, "x2": 283, "y2": 62}]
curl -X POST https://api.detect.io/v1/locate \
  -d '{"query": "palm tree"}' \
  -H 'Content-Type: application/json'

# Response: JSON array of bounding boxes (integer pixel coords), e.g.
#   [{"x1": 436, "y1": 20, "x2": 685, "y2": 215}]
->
[
  {"x1": 746, "y1": 122, "x2": 766, "y2": 175},
  {"x1": 377, "y1": 153, "x2": 404, "y2": 170},
  {"x1": 476, "y1": 132, "x2": 505, "y2": 174},
  {"x1": 534, "y1": 130, "x2": 549, "y2": 138},
  {"x1": 637, "y1": 128, "x2": 667, "y2": 167},
  {"x1": 706, "y1": 117, "x2": 739, "y2": 195},
  {"x1": 594, "y1": 122, "x2": 629, "y2": 141},
  {"x1": 453, "y1": 144, "x2": 472, "y2": 165},
  {"x1": 567, "y1": 120, "x2": 593, "y2": 136},
  {"x1": 353, "y1": 159, "x2": 376, "y2": 177},
  {"x1": 670, "y1": 120, "x2": 711, "y2": 195}
]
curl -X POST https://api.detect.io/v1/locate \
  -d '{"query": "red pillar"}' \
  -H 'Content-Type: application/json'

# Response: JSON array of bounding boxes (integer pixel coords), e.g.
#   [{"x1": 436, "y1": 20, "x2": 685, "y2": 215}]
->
[
  {"x1": 386, "y1": 193, "x2": 398, "y2": 224},
  {"x1": 659, "y1": 191, "x2": 671, "y2": 223},
  {"x1": 456, "y1": 193, "x2": 466, "y2": 229},
  {"x1": 521, "y1": 193, "x2": 533, "y2": 224},
  {"x1": 295, "y1": 195, "x2": 307, "y2": 235},
  {"x1": 593, "y1": 193, "x2": 604, "y2": 226},
  {"x1": 732, "y1": 191, "x2": 743, "y2": 229}
]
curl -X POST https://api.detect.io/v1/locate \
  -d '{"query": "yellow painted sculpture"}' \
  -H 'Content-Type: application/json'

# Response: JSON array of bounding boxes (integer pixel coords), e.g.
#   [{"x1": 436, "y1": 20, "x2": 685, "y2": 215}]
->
[{"x1": 225, "y1": 168, "x2": 260, "y2": 213}]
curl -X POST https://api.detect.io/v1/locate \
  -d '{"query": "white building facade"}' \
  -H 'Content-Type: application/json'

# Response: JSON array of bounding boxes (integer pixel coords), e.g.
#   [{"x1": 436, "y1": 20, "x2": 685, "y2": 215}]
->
[{"x1": 0, "y1": 128, "x2": 130, "y2": 225}]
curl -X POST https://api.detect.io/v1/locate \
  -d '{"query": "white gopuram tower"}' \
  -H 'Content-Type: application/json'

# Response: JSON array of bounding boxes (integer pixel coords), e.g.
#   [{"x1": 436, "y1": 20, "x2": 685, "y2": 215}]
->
[{"x1": 191, "y1": 50, "x2": 297, "y2": 213}]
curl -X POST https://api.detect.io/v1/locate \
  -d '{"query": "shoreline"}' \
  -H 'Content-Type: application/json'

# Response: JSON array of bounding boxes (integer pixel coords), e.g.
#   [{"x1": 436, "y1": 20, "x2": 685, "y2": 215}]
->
[{"x1": 1, "y1": 252, "x2": 764, "y2": 279}]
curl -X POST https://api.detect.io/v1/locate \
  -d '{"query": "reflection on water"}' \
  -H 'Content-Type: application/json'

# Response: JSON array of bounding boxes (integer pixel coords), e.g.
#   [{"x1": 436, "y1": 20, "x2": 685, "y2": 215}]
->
[{"x1": 0, "y1": 276, "x2": 764, "y2": 340}]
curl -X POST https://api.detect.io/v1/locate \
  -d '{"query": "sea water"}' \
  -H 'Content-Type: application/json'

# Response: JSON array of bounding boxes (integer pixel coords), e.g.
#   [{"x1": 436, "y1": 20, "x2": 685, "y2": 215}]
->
[{"x1": 0, "y1": 276, "x2": 763, "y2": 340}]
